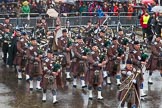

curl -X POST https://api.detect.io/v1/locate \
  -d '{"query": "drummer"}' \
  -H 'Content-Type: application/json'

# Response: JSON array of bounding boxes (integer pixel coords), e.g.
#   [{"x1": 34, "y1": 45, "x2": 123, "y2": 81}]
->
[
  {"x1": 52, "y1": 24, "x2": 61, "y2": 52},
  {"x1": 118, "y1": 59, "x2": 143, "y2": 108}
]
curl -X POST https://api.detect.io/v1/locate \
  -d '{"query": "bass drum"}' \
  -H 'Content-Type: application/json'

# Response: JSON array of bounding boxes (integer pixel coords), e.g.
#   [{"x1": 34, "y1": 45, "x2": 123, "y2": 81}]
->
[{"x1": 55, "y1": 28, "x2": 63, "y2": 46}]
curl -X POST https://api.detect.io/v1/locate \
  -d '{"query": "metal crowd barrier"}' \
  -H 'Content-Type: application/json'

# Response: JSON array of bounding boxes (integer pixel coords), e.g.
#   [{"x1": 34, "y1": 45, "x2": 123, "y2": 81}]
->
[
  {"x1": 0, "y1": 15, "x2": 140, "y2": 28},
  {"x1": 60, "y1": 15, "x2": 140, "y2": 27}
]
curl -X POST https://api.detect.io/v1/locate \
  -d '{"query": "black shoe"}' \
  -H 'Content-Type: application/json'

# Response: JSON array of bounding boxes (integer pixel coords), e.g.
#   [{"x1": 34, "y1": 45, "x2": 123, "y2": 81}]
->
[
  {"x1": 66, "y1": 78, "x2": 72, "y2": 82},
  {"x1": 97, "y1": 98, "x2": 104, "y2": 100},
  {"x1": 42, "y1": 100, "x2": 46, "y2": 102},
  {"x1": 107, "y1": 83, "x2": 112, "y2": 85},
  {"x1": 36, "y1": 88, "x2": 42, "y2": 91},
  {"x1": 82, "y1": 85, "x2": 87, "y2": 89},
  {"x1": 141, "y1": 97, "x2": 145, "y2": 101},
  {"x1": 18, "y1": 78, "x2": 22, "y2": 80},
  {"x1": 148, "y1": 81, "x2": 153, "y2": 85},
  {"x1": 73, "y1": 85, "x2": 77, "y2": 88},
  {"x1": 53, "y1": 101, "x2": 58, "y2": 104},
  {"x1": 30, "y1": 88, "x2": 33, "y2": 91},
  {"x1": 89, "y1": 97, "x2": 93, "y2": 100},
  {"x1": 117, "y1": 84, "x2": 121, "y2": 86}
]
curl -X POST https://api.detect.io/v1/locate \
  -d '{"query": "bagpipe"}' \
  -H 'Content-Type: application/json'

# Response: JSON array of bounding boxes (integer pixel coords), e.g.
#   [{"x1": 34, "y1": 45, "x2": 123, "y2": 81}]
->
[
  {"x1": 35, "y1": 27, "x2": 46, "y2": 37},
  {"x1": 53, "y1": 52, "x2": 66, "y2": 67},
  {"x1": 139, "y1": 53, "x2": 149, "y2": 69},
  {"x1": 117, "y1": 45, "x2": 125, "y2": 57},
  {"x1": 141, "y1": 53, "x2": 149, "y2": 62},
  {"x1": 67, "y1": 37, "x2": 73, "y2": 48},
  {"x1": 121, "y1": 38, "x2": 129, "y2": 46},
  {"x1": 79, "y1": 45, "x2": 91, "y2": 56},
  {"x1": 111, "y1": 44, "x2": 125, "y2": 72},
  {"x1": 44, "y1": 61, "x2": 61, "y2": 84}
]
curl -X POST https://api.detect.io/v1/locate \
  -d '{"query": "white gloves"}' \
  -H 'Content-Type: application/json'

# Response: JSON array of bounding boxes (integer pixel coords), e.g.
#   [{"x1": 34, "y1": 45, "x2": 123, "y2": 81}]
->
[{"x1": 127, "y1": 71, "x2": 132, "y2": 76}]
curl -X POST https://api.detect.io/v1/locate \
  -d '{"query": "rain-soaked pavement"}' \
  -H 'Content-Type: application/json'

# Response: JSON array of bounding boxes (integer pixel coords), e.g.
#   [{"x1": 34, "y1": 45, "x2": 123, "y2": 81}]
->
[{"x1": 0, "y1": 61, "x2": 162, "y2": 108}]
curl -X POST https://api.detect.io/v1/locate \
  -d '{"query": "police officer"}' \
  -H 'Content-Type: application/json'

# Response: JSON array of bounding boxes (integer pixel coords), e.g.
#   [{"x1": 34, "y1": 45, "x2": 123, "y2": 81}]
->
[
  {"x1": 140, "y1": 11, "x2": 152, "y2": 43},
  {"x1": 2, "y1": 25, "x2": 12, "y2": 65},
  {"x1": 8, "y1": 28, "x2": 21, "y2": 67}
]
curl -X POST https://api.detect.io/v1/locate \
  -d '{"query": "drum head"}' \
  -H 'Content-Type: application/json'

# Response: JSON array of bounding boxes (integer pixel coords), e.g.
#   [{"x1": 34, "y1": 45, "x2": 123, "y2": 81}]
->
[{"x1": 55, "y1": 28, "x2": 63, "y2": 46}]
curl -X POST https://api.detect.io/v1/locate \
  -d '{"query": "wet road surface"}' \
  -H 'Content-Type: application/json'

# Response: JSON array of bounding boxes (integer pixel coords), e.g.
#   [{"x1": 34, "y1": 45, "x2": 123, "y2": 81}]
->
[{"x1": 0, "y1": 62, "x2": 162, "y2": 108}]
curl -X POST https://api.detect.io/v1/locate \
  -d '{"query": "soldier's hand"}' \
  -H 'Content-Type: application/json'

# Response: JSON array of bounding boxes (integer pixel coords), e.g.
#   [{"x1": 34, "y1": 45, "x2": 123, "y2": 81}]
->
[
  {"x1": 141, "y1": 61, "x2": 146, "y2": 65},
  {"x1": 121, "y1": 54, "x2": 125, "y2": 57},
  {"x1": 98, "y1": 63, "x2": 102, "y2": 67},
  {"x1": 52, "y1": 72, "x2": 58, "y2": 76},
  {"x1": 102, "y1": 61, "x2": 107, "y2": 65},
  {"x1": 132, "y1": 79, "x2": 136, "y2": 84},
  {"x1": 82, "y1": 56, "x2": 87, "y2": 59},
  {"x1": 69, "y1": 46, "x2": 72, "y2": 49},
  {"x1": 66, "y1": 48, "x2": 70, "y2": 51},
  {"x1": 35, "y1": 57, "x2": 41, "y2": 62},
  {"x1": 38, "y1": 55, "x2": 42, "y2": 58},
  {"x1": 117, "y1": 57, "x2": 121, "y2": 60}
]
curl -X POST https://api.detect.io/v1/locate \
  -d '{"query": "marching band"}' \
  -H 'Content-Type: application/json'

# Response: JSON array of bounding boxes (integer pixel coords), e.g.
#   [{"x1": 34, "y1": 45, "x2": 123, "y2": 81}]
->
[{"x1": 0, "y1": 16, "x2": 162, "y2": 108}]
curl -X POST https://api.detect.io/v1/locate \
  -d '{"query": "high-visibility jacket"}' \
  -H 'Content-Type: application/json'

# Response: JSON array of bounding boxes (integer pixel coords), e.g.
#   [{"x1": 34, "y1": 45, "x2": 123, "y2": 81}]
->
[{"x1": 143, "y1": 15, "x2": 150, "y2": 24}]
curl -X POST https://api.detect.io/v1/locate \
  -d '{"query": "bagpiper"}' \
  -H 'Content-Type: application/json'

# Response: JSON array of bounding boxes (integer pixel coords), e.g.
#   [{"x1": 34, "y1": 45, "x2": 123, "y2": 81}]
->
[
  {"x1": 147, "y1": 35, "x2": 162, "y2": 84},
  {"x1": 1, "y1": 25, "x2": 12, "y2": 65},
  {"x1": 92, "y1": 29, "x2": 111, "y2": 85},
  {"x1": 106, "y1": 37, "x2": 124, "y2": 86},
  {"x1": 86, "y1": 43, "x2": 104, "y2": 100},
  {"x1": 13, "y1": 32, "x2": 29, "y2": 80},
  {"x1": 42, "y1": 50, "x2": 61, "y2": 104},
  {"x1": 26, "y1": 38, "x2": 43, "y2": 90},
  {"x1": 57, "y1": 29, "x2": 72, "y2": 81},
  {"x1": 8, "y1": 28, "x2": 22, "y2": 67},
  {"x1": 71, "y1": 35, "x2": 88, "y2": 89}
]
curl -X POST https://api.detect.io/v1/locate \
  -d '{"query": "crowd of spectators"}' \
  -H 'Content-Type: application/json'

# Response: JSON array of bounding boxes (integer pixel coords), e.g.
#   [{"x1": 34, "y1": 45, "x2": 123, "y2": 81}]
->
[{"x1": 0, "y1": 0, "x2": 161, "y2": 18}]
